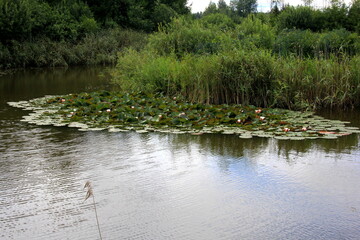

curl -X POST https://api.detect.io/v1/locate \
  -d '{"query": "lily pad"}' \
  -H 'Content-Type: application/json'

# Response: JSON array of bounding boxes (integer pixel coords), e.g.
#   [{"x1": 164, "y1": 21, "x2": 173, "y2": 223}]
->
[{"x1": 7, "y1": 91, "x2": 359, "y2": 140}]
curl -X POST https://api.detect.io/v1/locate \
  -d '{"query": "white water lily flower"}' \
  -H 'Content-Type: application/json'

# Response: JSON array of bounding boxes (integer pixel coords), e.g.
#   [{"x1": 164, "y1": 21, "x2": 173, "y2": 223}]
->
[
  {"x1": 106, "y1": 109, "x2": 111, "y2": 112},
  {"x1": 260, "y1": 116, "x2": 265, "y2": 121}
]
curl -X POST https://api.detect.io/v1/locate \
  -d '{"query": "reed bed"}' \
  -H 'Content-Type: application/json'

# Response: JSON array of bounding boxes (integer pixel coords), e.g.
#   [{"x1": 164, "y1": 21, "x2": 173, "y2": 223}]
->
[
  {"x1": 112, "y1": 16, "x2": 360, "y2": 110},
  {"x1": 113, "y1": 49, "x2": 360, "y2": 110}
]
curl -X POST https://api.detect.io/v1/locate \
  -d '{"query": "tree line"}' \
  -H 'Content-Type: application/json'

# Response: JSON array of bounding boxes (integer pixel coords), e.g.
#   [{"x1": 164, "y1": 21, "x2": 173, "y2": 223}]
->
[
  {"x1": 199, "y1": 0, "x2": 360, "y2": 33},
  {"x1": 0, "y1": 0, "x2": 190, "y2": 43}
]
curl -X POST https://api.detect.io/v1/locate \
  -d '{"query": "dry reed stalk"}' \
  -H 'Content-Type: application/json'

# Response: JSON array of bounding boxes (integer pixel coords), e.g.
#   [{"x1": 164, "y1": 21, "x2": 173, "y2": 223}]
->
[{"x1": 84, "y1": 181, "x2": 103, "y2": 240}]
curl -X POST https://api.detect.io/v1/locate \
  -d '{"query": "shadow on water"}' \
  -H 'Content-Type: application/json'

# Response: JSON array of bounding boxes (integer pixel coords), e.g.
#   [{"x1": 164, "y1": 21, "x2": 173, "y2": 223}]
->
[{"x1": 0, "y1": 66, "x2": 113, "y2": 107}]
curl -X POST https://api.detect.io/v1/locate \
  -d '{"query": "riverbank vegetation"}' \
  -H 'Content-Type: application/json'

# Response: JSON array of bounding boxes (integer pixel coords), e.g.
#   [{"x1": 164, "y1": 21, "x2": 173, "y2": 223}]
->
[{"x1": 112, "y1": 0, "x2": 360, "y2": 110}]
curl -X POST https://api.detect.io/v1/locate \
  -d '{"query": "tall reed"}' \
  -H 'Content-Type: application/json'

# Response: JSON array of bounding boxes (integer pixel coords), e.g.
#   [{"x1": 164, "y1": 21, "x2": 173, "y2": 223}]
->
[{"x1": 113, "y1": 48, "x2": 360, "y2": 109}]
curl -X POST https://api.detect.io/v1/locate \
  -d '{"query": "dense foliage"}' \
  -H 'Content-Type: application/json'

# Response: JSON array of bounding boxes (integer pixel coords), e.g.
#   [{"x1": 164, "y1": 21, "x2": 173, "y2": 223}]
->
[
  {"x1": 201, "y1": 0, "x2": 360, "y2": 34},
  {"x1": 0, "y1": 0, "x2": 98, "y2": 42},
  {"x1": 0, "y1": 0, "x2": 188, "y2": 68},
  {"x1": 0, "y1": 0, "x2": 189, "y2": 43},
  {"x1": 112, "y1": 11, "x2": 360, "y2": 110},
  {"x1": 0, "y1": 28, "x2": 147, "y2": 68}
]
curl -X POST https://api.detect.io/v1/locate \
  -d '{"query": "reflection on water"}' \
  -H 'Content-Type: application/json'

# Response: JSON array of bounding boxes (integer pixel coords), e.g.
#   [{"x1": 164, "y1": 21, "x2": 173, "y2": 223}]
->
[{"x1": 1, "y1": 68, "x2": 360, "y2": 239}]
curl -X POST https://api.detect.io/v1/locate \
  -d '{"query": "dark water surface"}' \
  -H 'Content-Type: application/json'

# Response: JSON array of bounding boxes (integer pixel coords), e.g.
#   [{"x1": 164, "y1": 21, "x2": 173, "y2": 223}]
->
[{"x1": 1, "y1": 67, "x2": 360, "y2": 240}]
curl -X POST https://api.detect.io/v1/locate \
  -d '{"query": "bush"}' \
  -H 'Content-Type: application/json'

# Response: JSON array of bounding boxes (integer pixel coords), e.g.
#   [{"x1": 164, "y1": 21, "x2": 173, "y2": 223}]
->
[
  {"x1": 274, "y1": 29, "x2": 318, "y2": 57},
  {"x1": 200, "y1": 13, "x2": 235, "y2": 30},
  {"x1": 235, "y1": 15, "x2": 275, "y2": 50},
  {"x1": 276, "y1": 6, "x2": 323, "y2": 32},
  {"x1": 317, "y1": 29, "x2": 360, "y2": 57},
  {"x1": 147, "y1": 16, "x2": 235, "y2": 57},
  {"x1": 274, "y1": 28, "x2": 360, "y2": 58}
]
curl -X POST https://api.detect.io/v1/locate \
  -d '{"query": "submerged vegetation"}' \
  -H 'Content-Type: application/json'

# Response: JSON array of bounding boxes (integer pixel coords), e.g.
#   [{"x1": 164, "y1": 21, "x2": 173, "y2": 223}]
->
[{"x1": 7, "y1": 91, "x2": 360, "y2": 140}]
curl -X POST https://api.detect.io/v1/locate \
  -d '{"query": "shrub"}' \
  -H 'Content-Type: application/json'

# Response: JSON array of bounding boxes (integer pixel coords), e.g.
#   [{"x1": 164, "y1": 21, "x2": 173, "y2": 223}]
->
[
  {"x1": 276, "y1": 6, "x2": 323, "y2": 32},
  {"x1": 274, "y1": 29, "x2": 318, "y2": 57},
  {"x1": 200, "y1": 13, "x2": 236, "y2": 30},
  {"x1": 317, "y1": 29, "x2": 360, "y2": 57},
  {"x1": 235, "y1": 15, "x2": 275, "y2": 50},
  {"x1": 147, "y1": 16, "x2": 235, "y2": 57}
]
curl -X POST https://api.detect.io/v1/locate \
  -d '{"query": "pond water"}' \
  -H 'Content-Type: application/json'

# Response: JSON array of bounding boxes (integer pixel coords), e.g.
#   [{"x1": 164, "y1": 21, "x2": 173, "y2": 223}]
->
[{"x1": 1, "y1": 67, "x2": 360, "y2": 240}]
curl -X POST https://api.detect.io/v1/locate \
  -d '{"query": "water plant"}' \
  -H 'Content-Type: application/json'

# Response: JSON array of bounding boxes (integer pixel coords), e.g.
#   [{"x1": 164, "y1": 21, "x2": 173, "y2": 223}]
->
[{"x1": 7, "y1": 91, "x2": 360, "y2": 140}]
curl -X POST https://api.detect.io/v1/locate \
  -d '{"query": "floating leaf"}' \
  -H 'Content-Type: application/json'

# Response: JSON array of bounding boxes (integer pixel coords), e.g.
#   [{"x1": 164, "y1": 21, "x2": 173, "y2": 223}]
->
[{"x1": 7, "y1": 92, "x2": 359, "y2": 140}]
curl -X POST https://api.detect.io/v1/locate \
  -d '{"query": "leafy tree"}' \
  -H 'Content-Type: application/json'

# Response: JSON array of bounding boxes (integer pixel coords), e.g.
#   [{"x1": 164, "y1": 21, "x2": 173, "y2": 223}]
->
[
  {"x1": 348, "y1": 0, "x2": 360, "y2": 33},
  {"x1": 152, "y1": 2, "x2": 178, "y2": 27},
  {"x1": 276, "y1": 6, "x2": 323, "y2": 31},
  {"x1": 322, "y1": 1, "x2": 348, "y2": 30},
  {"x1": 85, "y1": 0, "x2": 189, "y2": 31},
  {"x1": 270, "y1": 0, "x2": 283, "y2": 15},
  {"x1": 218, "y1": 0, "x2": 230, "y2": 15},
  {"x1": 230, "y1": 0, "x2": 257, "y2": 18},
  {"x1": 0, "y1": 0, "x2": 98, "y2": 43},
  {"x1": 203, "y1": 2, "x2": 218, "y2": 15},
  {"x1": 302, "y1": 0, "x2": 314, "y2": 6}
]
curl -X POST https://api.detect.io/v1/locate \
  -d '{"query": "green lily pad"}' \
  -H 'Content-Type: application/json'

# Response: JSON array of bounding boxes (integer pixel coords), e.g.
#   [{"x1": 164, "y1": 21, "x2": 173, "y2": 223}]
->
[{"x1": 7, "y1": 91, "x2": 358, "y2": 140}]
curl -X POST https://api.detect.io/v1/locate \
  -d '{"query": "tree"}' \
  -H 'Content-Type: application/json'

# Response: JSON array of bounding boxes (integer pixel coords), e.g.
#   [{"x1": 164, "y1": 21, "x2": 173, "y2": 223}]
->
[
  {"x1": 302, "y1": 0, "x2": 314, "y2": 6},
  {"x1": 230, "y1": 0, "x2": 257, "y2": 17},
  {"x1": 203, "y1": 2, "x2": 218, "y2": 15},
  {"x1": 322, "y1": 1, "x2": 347, "y2": 30},
  {"x1": 271, "y1": 0, "x2": 284, "y2": 10},
  {"x1": 85, "y1": 0, "x2": 189, "y2": 31},
  {"x1": 348, "y1": 0, "x2": 360, "y2": 33},
  {"x1": 218, "y1": 0, "x2": 231, "y2": 15}
]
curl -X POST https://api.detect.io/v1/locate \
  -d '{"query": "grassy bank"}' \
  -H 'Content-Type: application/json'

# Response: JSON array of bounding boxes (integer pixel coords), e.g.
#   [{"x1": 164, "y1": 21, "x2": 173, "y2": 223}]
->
[{"x1": 0, "y1": 28, "x2": 147, "y2": 69}]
